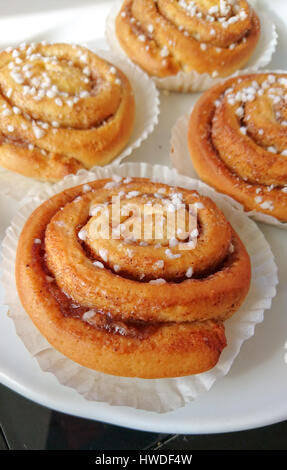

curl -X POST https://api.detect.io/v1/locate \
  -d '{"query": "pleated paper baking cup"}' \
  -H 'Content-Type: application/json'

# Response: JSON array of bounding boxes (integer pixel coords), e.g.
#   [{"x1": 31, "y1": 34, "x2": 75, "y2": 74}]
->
[
  {"x1": 1, "y1": 162, "x2": 278, "y2": 413},
  {"x1": 105, "y1": 0, "x2": 277, "y2": 92},
  {"x1": 0, "y1": 48, "x2": 160, "y2": 201},
  {"x1": 170, "y1": 112, "x2": 287, "y2": 230}
]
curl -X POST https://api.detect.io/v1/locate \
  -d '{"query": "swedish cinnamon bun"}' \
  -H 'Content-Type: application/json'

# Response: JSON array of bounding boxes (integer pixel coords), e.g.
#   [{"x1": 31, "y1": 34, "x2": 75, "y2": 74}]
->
[
  {"x1": 15, "y1": 176, "x2": 251, "y2": 378},
  {"x1": 188, "y1": 72, "x2": 287, "y2": 223},
  {"x1": 115, "y1": 0, "x2": 260, "y2": 80},
  {"x1": 0, "y1": 42, "x2": 135, "y2": 181}
]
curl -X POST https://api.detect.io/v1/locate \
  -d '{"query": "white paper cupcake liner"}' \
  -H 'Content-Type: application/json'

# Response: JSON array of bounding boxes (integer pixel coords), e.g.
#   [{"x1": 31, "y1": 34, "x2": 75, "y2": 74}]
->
[
  {"x1": 0, "y1": 48, "x2": 160, "y2": 202},
  {"x1": 170, "y1": 112, "x2": 287, "y2": 229},
  {"x1": 105, "y1": 0, "x2": 277, "y2": 93},
  {"x1": 0, "y1": 162, "x2": 278, "y2": 413}
]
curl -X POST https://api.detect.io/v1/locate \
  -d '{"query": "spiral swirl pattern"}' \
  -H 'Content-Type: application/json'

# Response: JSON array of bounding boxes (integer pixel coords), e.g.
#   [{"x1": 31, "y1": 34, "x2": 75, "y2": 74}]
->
[
  {"x1": 16, "y1": 176, "x2": 251, "y2": 378},
  {"x1": 0, "y1": 42, "x2": 135, "y2": 181},
  {"x1": 115, "y1": 0, "x2": 260, "y2": 78},
  {"x1": 188, "y1": 72, "x2": 287, "y2": 222}
]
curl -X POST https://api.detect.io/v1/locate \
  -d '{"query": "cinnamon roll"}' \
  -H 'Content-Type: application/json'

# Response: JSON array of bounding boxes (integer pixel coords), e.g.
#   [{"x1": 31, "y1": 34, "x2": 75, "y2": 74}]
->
[
  {"x1": 0, "y1": 42, "x2": 135, "y2": 181},
  {"x1": 115, "y1": 0, "x2": 260, "y2": 79},
  {"x1": 15, "y1": 176, "x2": 251, "y2": 378},
  {"x1": 188, "y1": 72, "x2": 287, "y2": 223}
]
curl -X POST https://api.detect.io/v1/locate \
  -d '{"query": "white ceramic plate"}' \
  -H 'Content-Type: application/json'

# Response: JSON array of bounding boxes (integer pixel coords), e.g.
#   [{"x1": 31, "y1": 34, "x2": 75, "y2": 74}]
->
[{"x1": 1, "y1": 0, "x2": 287, "y2": 434}]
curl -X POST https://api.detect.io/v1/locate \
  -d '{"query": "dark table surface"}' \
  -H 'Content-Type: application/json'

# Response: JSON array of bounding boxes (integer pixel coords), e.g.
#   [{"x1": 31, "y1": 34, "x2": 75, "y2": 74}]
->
[{"x1": 0, "y1": 384, "x2": 287, "y2": 451}]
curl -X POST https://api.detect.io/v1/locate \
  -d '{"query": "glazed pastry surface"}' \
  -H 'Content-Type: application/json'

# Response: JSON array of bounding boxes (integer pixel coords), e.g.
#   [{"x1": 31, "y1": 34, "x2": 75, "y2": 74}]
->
[
  {"x1": 16, "y1": 176, "x2": 251, "y2": 378},
  {"x1": 115, "y1": 0, "x2": 260, "y2": 78},
  {"x1": 188, "y1": 72, "x2": 287, "y2": 222},
  {"x1": 0, "y1": 42, "x2": 135, "y2": 181}
]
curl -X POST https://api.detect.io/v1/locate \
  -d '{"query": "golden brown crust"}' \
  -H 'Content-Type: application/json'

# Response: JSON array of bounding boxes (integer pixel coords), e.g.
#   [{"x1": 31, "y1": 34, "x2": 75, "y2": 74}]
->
[
  {"x1": 0, "y1": 42, "x2": 135, "y2": 181},
  {"x1": 115, "y1": 0, "x2": 260, "y2": 78},
  {"x1": 188, "y1": 72, "x2": 287, "y2": 222},
  {"x1": 15, "y1": 177, "x2": 251, "y2": 378}
]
